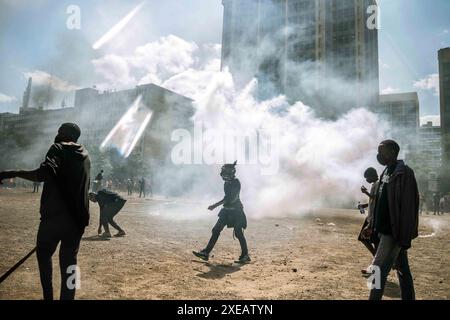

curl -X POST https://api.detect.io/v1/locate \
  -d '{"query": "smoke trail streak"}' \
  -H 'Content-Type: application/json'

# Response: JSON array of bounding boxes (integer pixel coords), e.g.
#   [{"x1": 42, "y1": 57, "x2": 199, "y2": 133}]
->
[{"x1": 93, "y1": 2, "x2": 145, "y2": 50}]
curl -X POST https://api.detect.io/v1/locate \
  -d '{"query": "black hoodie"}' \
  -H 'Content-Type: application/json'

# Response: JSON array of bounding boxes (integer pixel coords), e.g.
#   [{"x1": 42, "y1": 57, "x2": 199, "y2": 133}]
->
[{"x1": 37, "y1": 142, "x2": 91, "y2": 231}]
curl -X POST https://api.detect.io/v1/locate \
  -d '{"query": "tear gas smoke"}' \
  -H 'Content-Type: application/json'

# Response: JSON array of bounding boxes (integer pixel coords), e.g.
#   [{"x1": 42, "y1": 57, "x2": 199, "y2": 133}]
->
[
  {"x1": 93, "y1": 34, "x2": 389, "y2": 219},
  {"x1": 100, "y1": 95, "x2": 153, "y2": 158},
  {"x1": 93, "y1": 2, "x2": 145, "y2": 50}
]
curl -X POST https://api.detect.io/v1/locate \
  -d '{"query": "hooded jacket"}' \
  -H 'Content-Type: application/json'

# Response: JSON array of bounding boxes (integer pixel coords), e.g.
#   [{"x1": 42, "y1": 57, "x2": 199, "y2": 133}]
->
[
  {"x1": 37, "y1": 142, "x2": 91, "y2": 231},
  {"x1": 384, "y1": 160, "x2": 419, "y2": 249}
]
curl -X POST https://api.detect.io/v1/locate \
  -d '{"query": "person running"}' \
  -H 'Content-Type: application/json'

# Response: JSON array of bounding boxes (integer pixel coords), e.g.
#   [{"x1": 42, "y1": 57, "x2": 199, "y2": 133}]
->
[
  {"x1": 193, "y1": 161, "x2": 250, "y2": 264},
  {"x1": 89, "y1": 189, "x2": 127, "y2": 238}
]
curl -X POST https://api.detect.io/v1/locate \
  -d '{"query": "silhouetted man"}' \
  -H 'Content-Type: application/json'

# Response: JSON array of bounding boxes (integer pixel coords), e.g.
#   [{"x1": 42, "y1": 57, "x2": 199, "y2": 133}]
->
[
  {"x1": 89, "y1": 189, "x2": 126, "y2": 238},
  {"x1": 139, "y1": 177, "x2": 146, "y2": 198},
  {"x1": 93, "y1": 170, "x2": 104, "y2": 192},
  {"x1": 33, "y1": 181, "x2": 41, "y2": 193},
  {"x1": 0, "y1": 123, "x2": 91, "y2": 300},
  {"x1": 127, "y1": 178, "x2": 133, "y2": 196},
  {"x1": 362, "y1": 140, "x2": 419, "y2": 300},
  {"x1": 358, "y1": 167, "x2": 380, "y2": 275}
]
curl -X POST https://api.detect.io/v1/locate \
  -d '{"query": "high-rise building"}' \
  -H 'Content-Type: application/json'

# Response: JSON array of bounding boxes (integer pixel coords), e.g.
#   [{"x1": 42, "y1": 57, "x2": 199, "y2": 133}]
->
[
  {"x1": 419, "y1": 122, "x2": 442, "y2": 170},
  {"x1": 221, "y1": 0, "x2": 380, "y2": 118},
  {"x1": 438, "y1": 47, "x2": 450, "y2": 191},
  {"x1": 439, "y1": 48, "x2": 450, "y2": 164},
  {"x1": 378, "y1": 92, "x2": 419, "y2": 161}
]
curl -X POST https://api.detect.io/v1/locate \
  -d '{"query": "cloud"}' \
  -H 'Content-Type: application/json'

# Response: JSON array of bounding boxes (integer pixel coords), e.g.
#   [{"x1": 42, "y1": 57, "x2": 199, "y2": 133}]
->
[
  {"x1": 92, "y1": 35, "x2": 218, "y2": 95},
  {"x1": 92, "y1": 54, "x2": 135, "y2": 89},
  {"x1": 22, "y1": 70, "x2": 80, "y2": 92},
  {"x1": 380, "y1": 86, "x2": 400, "y2": 94},
  {"x1": 0, "y1": 93, "x2": 17, "y2": 103},
  {"x1": 414, "y1": 73, "x2": 440, "y2": 96},
  {"x1": 420, "y1": 115, "x2": 440, "y2": 127}
]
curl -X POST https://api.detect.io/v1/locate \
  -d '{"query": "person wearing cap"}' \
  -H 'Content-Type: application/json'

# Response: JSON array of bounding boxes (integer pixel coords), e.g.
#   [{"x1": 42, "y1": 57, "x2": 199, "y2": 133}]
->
[{"x1": 0, "y1": 123, "x2": 91, "y2": 300}]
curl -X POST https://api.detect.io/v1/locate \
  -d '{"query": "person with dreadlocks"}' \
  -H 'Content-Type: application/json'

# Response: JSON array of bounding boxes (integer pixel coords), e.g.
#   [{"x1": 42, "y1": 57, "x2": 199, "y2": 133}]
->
[{"x1": 193, "y1": 161, "x2": 250, "y2": 264}]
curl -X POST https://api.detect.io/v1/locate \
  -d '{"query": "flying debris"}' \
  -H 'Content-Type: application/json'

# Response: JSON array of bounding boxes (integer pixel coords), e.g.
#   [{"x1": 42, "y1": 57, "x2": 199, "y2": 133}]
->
[
  {"x1": 92, "y1": 2, "x2": 145, "y2": 50},
  {"x1": 100, "y1": 95, "x2": 153, "y2": 158}
]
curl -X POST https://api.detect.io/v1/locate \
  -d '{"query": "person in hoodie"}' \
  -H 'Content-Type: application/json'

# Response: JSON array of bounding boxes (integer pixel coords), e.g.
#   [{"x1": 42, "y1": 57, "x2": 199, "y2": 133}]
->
[
  {"x1": 192, "y1": 161, "x2": 250, "y2": 264},
  {"x1": 0, "y1": 123, "x2": 90, "y2": 300},
  {"x1": 362, "y1": 140, "x2": 419, "y2": 300}
]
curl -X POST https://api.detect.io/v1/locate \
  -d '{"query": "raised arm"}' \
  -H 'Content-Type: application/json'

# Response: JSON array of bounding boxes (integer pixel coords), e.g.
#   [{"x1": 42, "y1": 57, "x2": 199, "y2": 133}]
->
[{"x1": 0, "y1": 167, "x2": 48, "y2": 183}]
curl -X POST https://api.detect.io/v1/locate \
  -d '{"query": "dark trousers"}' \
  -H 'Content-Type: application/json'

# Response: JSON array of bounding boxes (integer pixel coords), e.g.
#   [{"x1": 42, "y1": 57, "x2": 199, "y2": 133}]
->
[
  {"x1": 101, "y1": 201, "x2": 125, "y2": 233},
  {"x1": 36, "y1": 216, "x2": 83, "y2": 300},
  {"x1": 369, "y1": 234, "x2": 415, "y2": 300},
  {"x1": 204, "y1": 217, "x2": 248, "y2": 257},
  {"x1": 127, "y1": 187, "x2": 132, "y2": 195},
  {"x1": 139, "y1": 187, "x2": 145, "y2": 198}
]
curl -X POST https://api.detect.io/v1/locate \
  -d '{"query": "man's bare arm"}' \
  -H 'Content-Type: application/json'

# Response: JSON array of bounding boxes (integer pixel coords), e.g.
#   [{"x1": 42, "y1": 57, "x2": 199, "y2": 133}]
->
[
  {"x1": 0, "y1": 168, "x2": 48, "y2": 183},
  {"x1": 208, "y1": 199, "x2": 225, "y2": 210}
]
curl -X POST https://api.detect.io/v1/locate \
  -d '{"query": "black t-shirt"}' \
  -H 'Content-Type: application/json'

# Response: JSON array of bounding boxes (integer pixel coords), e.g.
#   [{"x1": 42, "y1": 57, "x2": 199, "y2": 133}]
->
[{"x1": 374, "y1": 165, "x2": 396, "y2": 235}]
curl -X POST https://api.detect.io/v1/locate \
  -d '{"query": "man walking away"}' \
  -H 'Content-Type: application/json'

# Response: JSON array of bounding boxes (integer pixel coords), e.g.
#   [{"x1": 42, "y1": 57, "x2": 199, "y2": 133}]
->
[
  {"x1": 363, "y1": 140, "x2": 419, "y2": 300},
  {"x1": 0, "y1": 123, "x2": 90, "y2": 300}
]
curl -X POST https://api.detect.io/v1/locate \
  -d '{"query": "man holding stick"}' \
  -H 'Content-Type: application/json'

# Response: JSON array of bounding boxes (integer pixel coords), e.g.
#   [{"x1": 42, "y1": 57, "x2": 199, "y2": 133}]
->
[{"x1": 0, "y1": 123, "x2": 91, "y2": 300}]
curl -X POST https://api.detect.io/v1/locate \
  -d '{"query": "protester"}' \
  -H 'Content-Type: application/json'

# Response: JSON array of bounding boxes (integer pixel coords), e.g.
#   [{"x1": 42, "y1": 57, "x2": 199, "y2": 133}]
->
[{"x1": 0, "y1": 123, "x2": 90, "y2": 300}]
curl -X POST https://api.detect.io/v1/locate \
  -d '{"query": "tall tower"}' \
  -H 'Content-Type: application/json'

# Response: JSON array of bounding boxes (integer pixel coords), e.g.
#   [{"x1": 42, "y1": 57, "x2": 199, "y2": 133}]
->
[
  {"x1": 21, "y1": 77, "x2": 32, "y2": 113},
  {"x1": 221, "y1": 0, "x2": 380, "y2": 119}
]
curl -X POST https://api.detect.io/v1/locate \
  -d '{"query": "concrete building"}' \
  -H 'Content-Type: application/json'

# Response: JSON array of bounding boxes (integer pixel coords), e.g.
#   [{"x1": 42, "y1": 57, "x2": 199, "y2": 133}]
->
[
  {"x1": 221, "y1": 0, "x2": 379, "y2": 118},
  {"x1": 378, "y1": 92, "x2": 420, "y2": 161},
  {"x1": 418, "y1": 121, "x2": 442, "y2": 193},
  {"x1": 438, "y1": 48, "x2": 450, "y2": 191},
  {"x1": 419, "y1": 122, "x2": 442, "y2": 171},
  {"x1": 74, "y1": 83, "x2": 194, "y2": 167},
  {"x1": 0, "y1": 83, "x2": 194, "y2": 182}
]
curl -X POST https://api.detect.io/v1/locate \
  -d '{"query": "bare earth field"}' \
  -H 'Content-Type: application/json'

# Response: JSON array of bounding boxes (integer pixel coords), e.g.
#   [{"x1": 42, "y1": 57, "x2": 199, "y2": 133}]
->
[{"x1": 0, "y1": 188, "x2": 449, "y2": 300}]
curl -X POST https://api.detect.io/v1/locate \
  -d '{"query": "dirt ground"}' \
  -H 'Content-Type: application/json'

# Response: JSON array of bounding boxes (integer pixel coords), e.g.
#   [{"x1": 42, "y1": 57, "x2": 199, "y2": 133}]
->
[{"x1": 0, "y1": 188, "x2": 449, "y2": 300}]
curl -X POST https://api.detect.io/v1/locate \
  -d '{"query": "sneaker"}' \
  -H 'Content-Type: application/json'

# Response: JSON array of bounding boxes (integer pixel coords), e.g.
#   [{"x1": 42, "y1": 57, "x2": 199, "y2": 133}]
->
[
  {"x1": 192, "y1": 250, "x2": 209, "y2": 261},
  {"x1": 235, "y1": 254, "x2": 251, "y2": 264},
  {"x1": 361, "y1": 268, "x2": 371, "y2": 278},
  {"x1": 114, "y1": 230, "x2": 126, "y2": 237},
  {"x1": 100, "y1": 232, "x2": 112, "y2": 238}
]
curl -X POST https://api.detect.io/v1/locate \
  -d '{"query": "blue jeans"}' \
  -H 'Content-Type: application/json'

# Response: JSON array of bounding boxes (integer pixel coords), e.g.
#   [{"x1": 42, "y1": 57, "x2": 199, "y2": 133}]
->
[{"x1": 369, "y1": 234, "x2": 415, "y2": 300}]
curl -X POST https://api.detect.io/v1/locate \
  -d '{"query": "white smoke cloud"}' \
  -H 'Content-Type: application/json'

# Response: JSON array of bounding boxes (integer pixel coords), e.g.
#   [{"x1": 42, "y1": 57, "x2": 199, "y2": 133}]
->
[
  {"x1": 0, "y1": 93, "x2": 17, "y2": 103},
  {"x1": 380, "y1": 86, "x2": 400, "y2": 94},
  {"x1": 92, "y1": 35, "x2": 219, "y2": 94},
  {"x1": 93, "y1": 35, "x2": 388, "y2": 218},
  {"x1": 414, "y1": 73, "x2": 440, "y2": 96},
  {"x1": 22, "y1": 70, "x2": 80, "y2": 92}
]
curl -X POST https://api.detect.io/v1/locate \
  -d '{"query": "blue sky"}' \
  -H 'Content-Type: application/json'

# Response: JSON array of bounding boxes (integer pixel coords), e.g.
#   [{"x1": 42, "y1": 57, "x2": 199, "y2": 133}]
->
[{"x1": 0, "y1": 0, "x2": 449, "y2": 123}]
